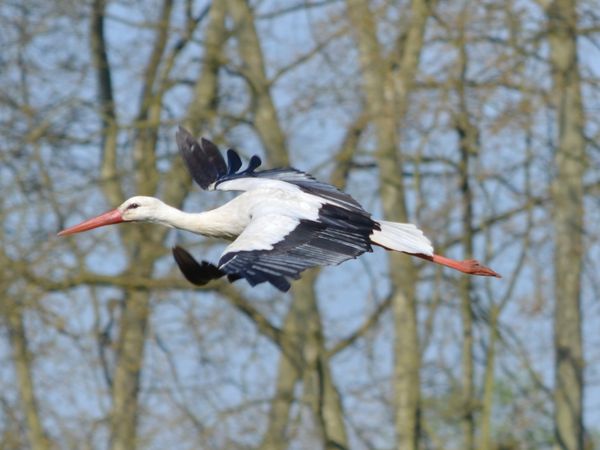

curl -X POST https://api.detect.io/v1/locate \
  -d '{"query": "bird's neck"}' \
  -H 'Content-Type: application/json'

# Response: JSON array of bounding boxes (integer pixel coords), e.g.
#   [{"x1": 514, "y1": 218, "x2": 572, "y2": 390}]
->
[{"x1": 154, "y1": 204, "x2": 238, "y2": 239}]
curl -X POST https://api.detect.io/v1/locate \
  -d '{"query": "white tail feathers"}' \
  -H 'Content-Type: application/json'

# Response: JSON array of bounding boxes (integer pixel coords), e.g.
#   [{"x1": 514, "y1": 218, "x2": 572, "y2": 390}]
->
[{"x1": 370, "y1": 220, "x2": 434, "y2": 256}]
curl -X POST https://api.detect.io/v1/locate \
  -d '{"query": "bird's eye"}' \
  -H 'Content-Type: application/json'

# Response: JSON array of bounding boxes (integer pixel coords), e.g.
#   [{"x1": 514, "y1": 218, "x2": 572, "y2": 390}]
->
[{"x1": 127, "y1": 203, "x2": 140, "y2": 210}]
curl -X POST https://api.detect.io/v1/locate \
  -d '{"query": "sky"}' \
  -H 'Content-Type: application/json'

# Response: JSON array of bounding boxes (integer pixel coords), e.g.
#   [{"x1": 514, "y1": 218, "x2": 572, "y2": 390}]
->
[{"x1": 2, "y1": 0, "x2": 599, "y2": 447}]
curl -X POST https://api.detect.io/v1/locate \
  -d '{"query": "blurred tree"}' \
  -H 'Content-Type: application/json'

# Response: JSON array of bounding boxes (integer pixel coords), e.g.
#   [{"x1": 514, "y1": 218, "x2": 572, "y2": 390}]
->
[
  {"x1": 346, "y1": 0, "x2": 435, "y2": 448},
  {"x1": 88, "y1": 0, "x2": 231, "y2": 448},
  {"x1": 0, "y1": 0, "x2": 598, "y2": 449},
  {"x1": 225, "y1": 2, "x2": 348, "y2": 448},
  {"x1": 545, "y1": 0, "x2": 586, "y2": 448}
]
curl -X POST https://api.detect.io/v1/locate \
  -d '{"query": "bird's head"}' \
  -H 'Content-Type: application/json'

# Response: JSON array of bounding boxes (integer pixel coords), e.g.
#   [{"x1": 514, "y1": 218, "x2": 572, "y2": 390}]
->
[
  {"x1": 118, "y1": 196, "x2": 167, "y2": 222},
  {"x1": 57, "y1": 196, "x2": 167, "y2": 236}
]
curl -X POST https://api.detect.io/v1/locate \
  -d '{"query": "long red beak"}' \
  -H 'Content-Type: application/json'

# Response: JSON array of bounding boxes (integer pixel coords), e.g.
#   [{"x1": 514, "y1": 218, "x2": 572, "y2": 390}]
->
[{"x1": 57, "y1": 209, "x2": 124, "y2": 236}]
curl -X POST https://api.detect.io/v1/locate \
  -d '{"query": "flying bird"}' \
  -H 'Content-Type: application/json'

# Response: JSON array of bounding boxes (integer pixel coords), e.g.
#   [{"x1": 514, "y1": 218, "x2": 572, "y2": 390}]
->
[{"x1": 58, "y1": 127, "x2": 500, "y2": 291}]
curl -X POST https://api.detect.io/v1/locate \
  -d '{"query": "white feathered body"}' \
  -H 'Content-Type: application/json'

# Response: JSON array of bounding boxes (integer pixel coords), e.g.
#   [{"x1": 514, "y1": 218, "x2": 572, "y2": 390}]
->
[
  {"x1": 153, "y1": 177, "x2": 434, "y2": 258},
  {"x1": 58, "y1": 128, "x2": 498, "y2": 292}
]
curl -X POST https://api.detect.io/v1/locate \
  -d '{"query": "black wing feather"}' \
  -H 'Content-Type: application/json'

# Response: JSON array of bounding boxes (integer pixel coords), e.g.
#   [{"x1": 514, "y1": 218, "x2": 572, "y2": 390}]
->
[
  {"x1": 176, "y1": 127, "x2": 263, "y2": 190},
  {"x1": 218, "y1": 204, "x2": 378, "y2": 292},
  {"x1": 176, "y1": 128, "x2": 360, "y2": 212},
  {"x1": 226, "y1": 149, "x2": 242, "y2": 174},
  {"x1": 172, "y1": 246, "x2": 225, "y2": 286},
  {"x1": 218, "y1": 167, "x2": 363, "y2": 211},
  {"x1": 175, "y1": 129, "x2": 380, "y2": 292},
  {"x1": 176, "y1": 127, "x2": 228, "y2": 189}
]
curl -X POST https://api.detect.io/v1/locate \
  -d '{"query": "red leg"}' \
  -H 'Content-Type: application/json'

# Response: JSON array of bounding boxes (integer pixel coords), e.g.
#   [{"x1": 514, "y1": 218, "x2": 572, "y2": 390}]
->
[{"x1": 410, "y1": 253, "x2": 501, "y2": 278}]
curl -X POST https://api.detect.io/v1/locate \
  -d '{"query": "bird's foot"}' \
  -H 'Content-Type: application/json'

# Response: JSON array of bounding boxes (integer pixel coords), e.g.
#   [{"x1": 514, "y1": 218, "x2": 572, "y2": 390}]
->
[{"x1": 458, "y1": 259, "x2": 502, "y2": 278}]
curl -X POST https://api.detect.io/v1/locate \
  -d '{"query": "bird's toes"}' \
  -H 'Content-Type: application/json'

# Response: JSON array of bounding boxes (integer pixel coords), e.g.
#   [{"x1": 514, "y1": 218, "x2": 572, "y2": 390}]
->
[{"x1": 462, "y1": 259, "x2": 502, "y2": 278}]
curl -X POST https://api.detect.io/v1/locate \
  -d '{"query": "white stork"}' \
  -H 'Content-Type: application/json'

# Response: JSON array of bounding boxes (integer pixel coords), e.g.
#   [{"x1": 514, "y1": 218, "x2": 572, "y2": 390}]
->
[{"x1": 58, "y1": 127, "x2": 500, "y2": 291}]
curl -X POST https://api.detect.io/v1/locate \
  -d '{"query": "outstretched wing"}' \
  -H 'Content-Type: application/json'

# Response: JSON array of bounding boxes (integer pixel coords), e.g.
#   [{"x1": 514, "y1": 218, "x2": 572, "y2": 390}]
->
[
  {"x1": 176, "y1": 127, "x2": 228, "y2": 189},
  {"x1": 216, "y1": 203, "x2": 379, "y2": 292},
  {"x1": 172, "y1": 246, "x2": 226, "y2": 285},
  {"x1": 175, "y1": 127, "x2": 379, "y2": 292},
  {"x1": 176, "y1": 128, "x2": 363, "y2": 212},
  {"x1": 176, "y1": 126, "x2": 262, "y2": 191}
]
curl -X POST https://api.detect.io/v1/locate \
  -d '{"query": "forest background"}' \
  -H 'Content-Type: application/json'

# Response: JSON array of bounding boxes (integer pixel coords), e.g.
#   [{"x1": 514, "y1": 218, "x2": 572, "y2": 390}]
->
[{"x1": 1, "y1": 0, "x2": 599, "y2": 449}]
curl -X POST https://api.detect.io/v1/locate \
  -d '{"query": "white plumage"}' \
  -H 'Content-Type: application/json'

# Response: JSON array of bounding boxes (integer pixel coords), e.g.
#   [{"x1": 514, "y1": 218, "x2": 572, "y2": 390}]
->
[
  {"x1": 370, "y1": 221, "x2": 433, "y2": 255},
  {"x1": 57, "y1": 127, "x2": 500, "y2": 291}
]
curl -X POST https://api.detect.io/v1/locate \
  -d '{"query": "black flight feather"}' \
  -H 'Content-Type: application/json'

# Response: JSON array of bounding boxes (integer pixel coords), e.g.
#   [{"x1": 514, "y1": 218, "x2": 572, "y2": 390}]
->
[
  {"x1": 177, "y1": 128, "x2": 361, "y2": 213},
  {"x1": 226, "y1": 149, "x2": 242, "y2": 174},
  {"x1": 217, "y1": 203, "x2": 377, "y2": 292},
  {"x1": 176, "y1": 127, "x2": 227, "y2": 189},
  {"x1": 174, "y1": 129, "x2": 382, "y2": 292},
  {"x1": 177, "y1": 127, "x2": 264, "y2": 189},
  {"x1": 246, "y1": 155, "x2": 262, "y2": 173},
  {"x1": 172, "y1": 246, "x2": 225, "y2": 286}
]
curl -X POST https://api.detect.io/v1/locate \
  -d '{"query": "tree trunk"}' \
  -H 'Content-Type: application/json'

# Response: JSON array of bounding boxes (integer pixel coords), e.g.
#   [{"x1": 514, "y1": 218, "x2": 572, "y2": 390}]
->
[
  {"x1": 547, "y1": 0, "x2": 586, "y2": 449},
  {"x1": 185, "y1": 0, "x2": 227, "y2": 132},
  {"x1": 296, "y1": 273, "x2": 349, "y2": 450},
  {"x1": 457, "y1": 127, "x2": 475, "y2": 450},
  {"x1": 259, "y1": 277, "x2": 350, "y2": 450},
  {"x1": 6, "y1": 303, "x2": 51, "y2": 450},
  {"x1": 259, "y1": 351, "x2": 300, "y2": 450},
  {"x1": 455, "y1": 34, "x2": 477, "y2": 449},
  {"x1": 226, "y1": 3, "x2": 349, "y2": 448},
  {"x1": 90, "y1": 0, "x2": 122, "y2": 207},
  {"x1": 346, "y1": 0, "x2": 432, "y2": 448},
  {"x1": 480, "y1": 305, "x2": 499, "y2": 450},
  {"x1": 226, "y1": 0, "x2": 288, "y2": 167},
  {"x1": 109, "y1": 287, "x2": 151, "y2": 450},
  {"x1": 90, "y1": 0, "x2": 229, "y2": 447}
]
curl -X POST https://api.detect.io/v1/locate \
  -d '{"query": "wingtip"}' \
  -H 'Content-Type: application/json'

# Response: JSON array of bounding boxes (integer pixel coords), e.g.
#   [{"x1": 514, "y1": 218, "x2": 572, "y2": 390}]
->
[
  {"x1": 172, "y1": 246, "x2": 225, "y2": 286},
  {"x1": 246, "y1": 155, "x2": 262, "y2": 173},
  {"x1": 200, "y1": 136, "x2": 217, "y2": 149},
  {"x1": 226, "y1": 148, "x2": 243, "y2": 174},
  {"x1": 175, "y1": 126, "x2": 194, "y2": 150},
  {"x1": 175, "y1": 128, "x2": 217, "y2": 154},
  {"x1": 176, "y1": 125, "x2": 191, "y2": 138}
]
